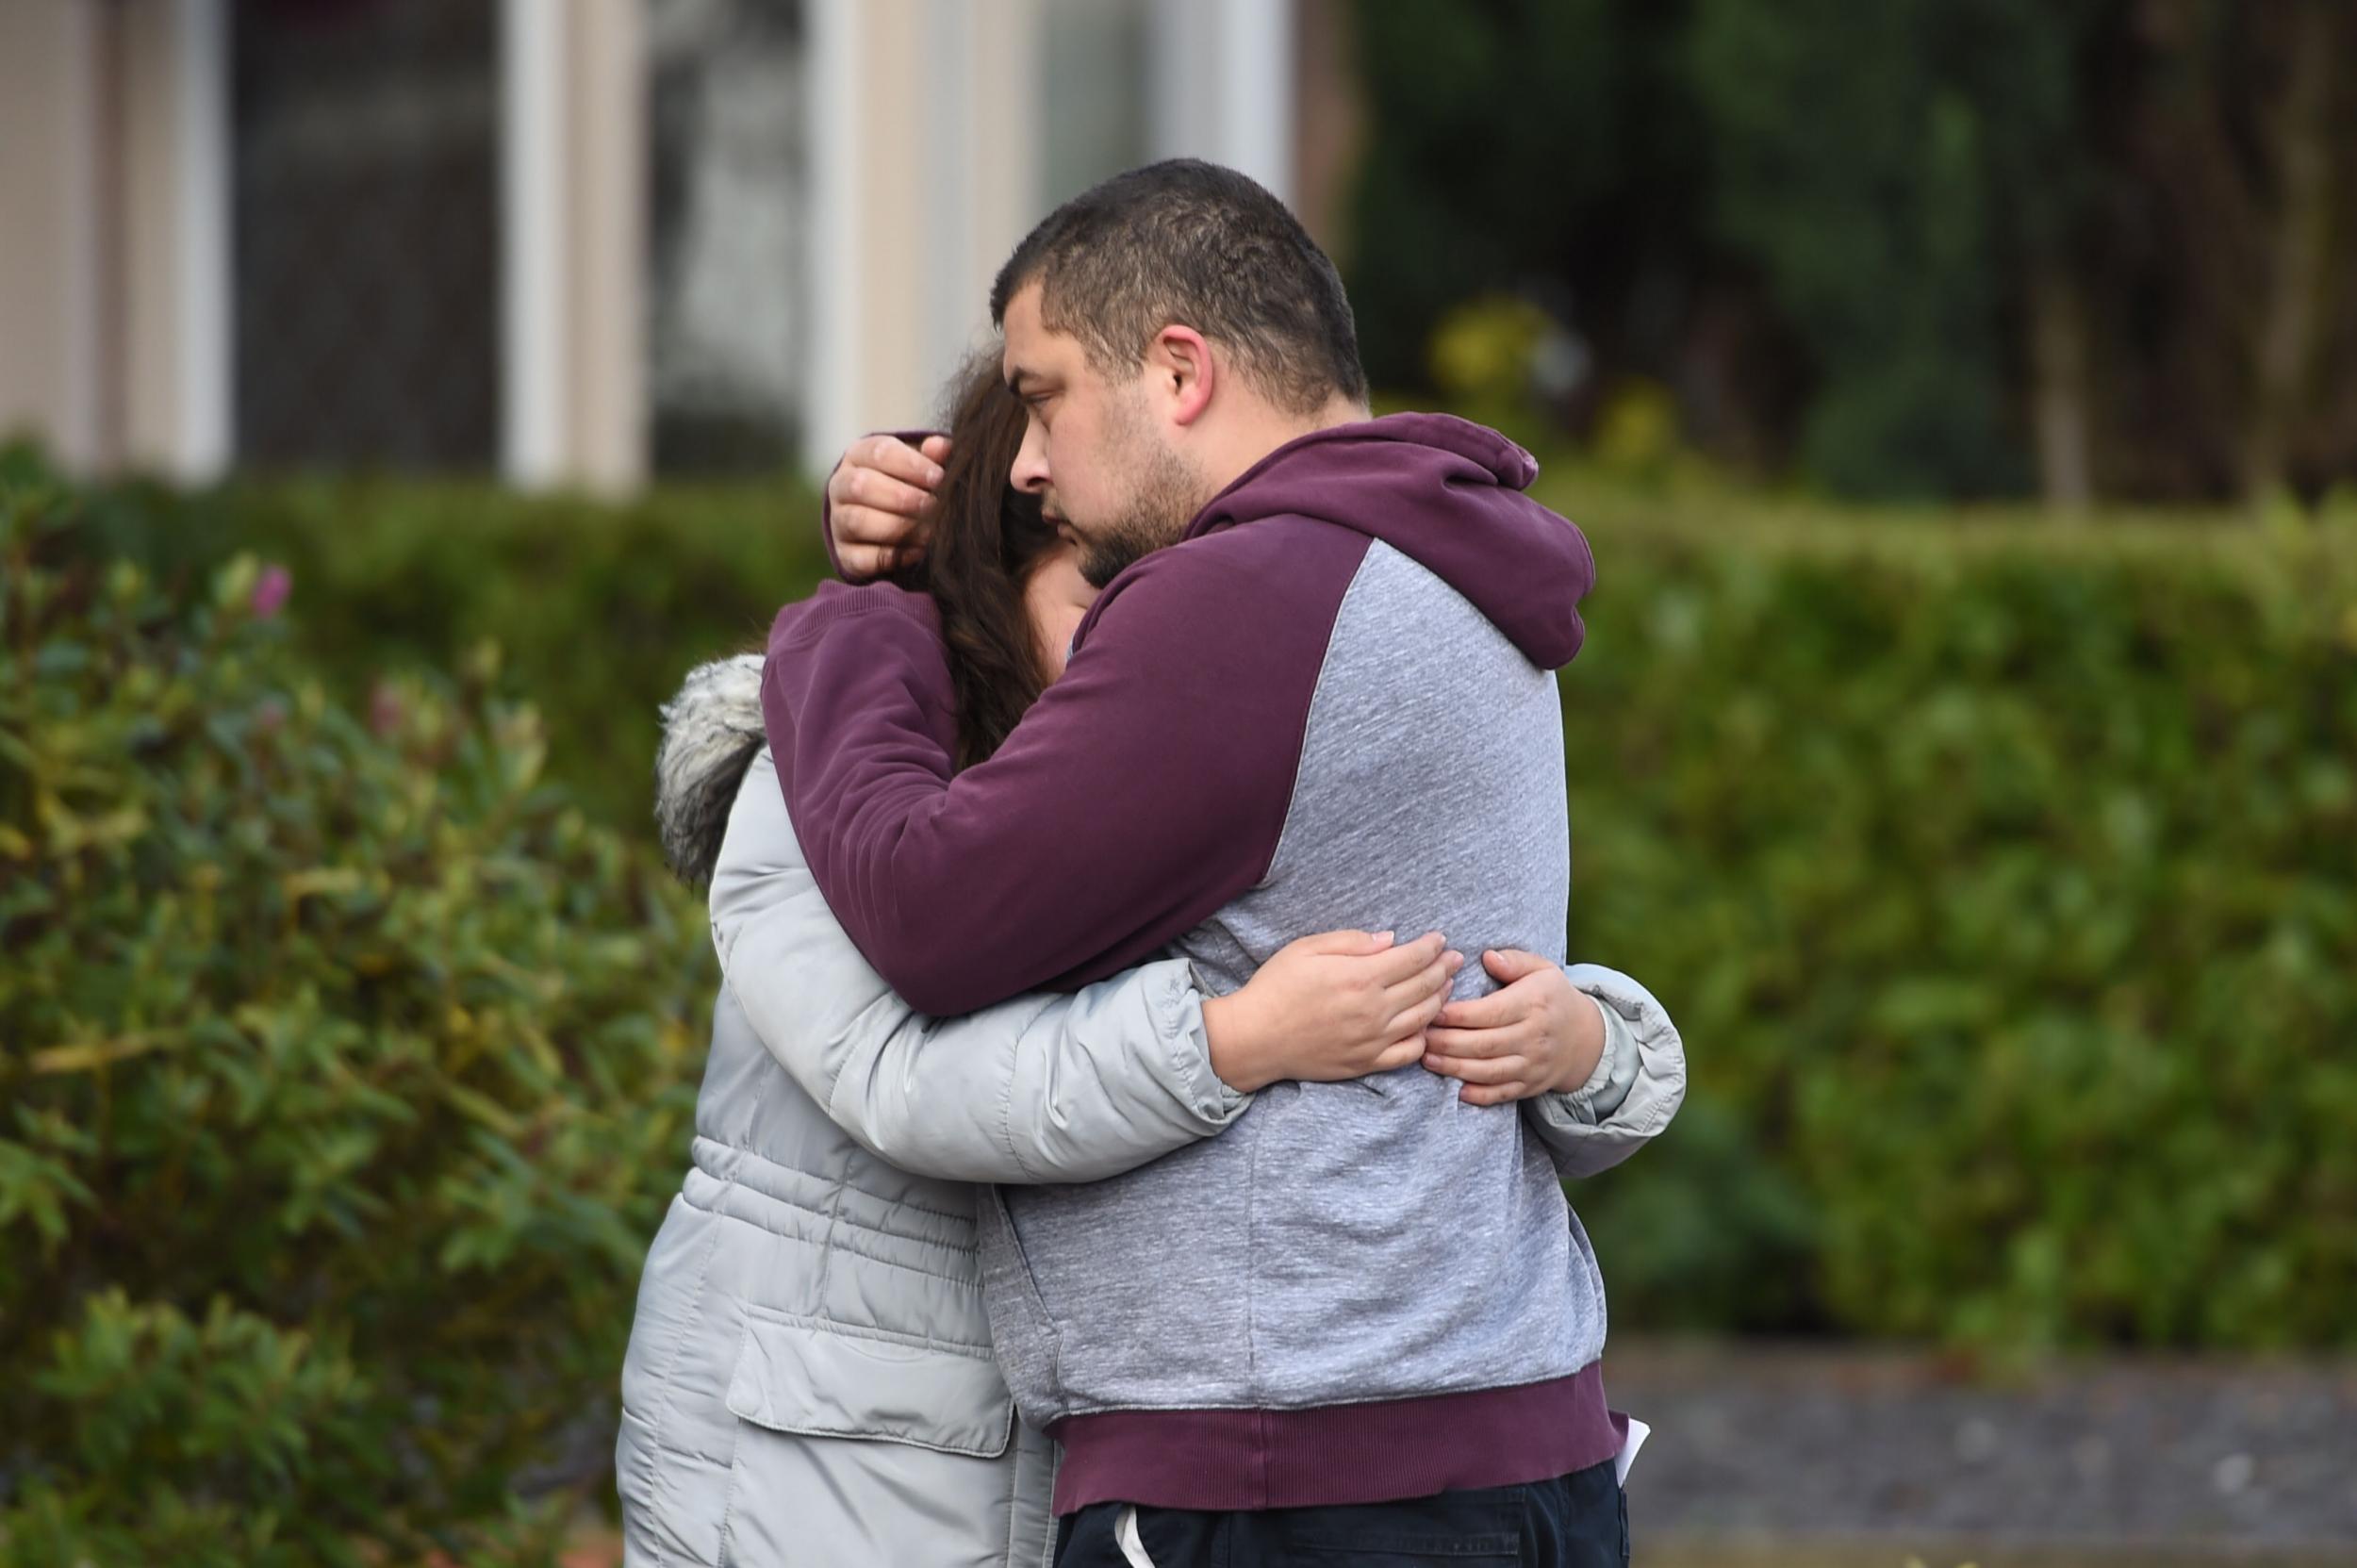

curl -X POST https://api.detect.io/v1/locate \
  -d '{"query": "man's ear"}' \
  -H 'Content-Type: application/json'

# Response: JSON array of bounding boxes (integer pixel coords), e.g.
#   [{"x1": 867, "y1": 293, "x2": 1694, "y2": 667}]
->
[{"x1": 1148, "y1": 325, "x2": 1215, "y2": 427}]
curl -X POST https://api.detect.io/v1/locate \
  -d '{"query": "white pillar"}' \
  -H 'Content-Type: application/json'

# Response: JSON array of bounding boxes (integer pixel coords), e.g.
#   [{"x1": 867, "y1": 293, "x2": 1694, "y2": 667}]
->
[
  {"x1": 123, "y1": 0, "x2": 233, "y2": 479},
  {"x1": 1148, "y1": 0, "x2": 1295, "y2": 205},
  {"x1": 801, "y1": 0, "x2": 1043, "y2": 475},
  {"x1": 566, "y1": 0, "x2": 646, "y2": 495},
  {"x1": 501, "y1": 0, "x2": 568, "y2": 487},
  {"x1": 172, "y1": 0, "x2": 232, "y2": 479},
  {"x1": 920, "y1": 0, "x2": 980, "y2": 404},
  {"x1": 499, "y1": 0, "x2": 644, "y2": 494},
  {"x1": 803, "y1": 0, "x2": 866, "y2": 476}
]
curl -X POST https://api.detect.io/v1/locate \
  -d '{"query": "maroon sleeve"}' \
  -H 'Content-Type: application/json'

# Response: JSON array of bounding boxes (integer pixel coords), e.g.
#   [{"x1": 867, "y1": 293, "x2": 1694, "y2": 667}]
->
[
  {"x1": 762, "y1": 522, "x2": 1370, "y2": 1016},
  {"x1": 818, "y1": 429, "x2": 941, "y2": 582}
]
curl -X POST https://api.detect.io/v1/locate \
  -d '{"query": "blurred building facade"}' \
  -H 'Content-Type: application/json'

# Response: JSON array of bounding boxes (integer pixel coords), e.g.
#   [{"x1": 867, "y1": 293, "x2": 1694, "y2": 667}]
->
[{"x1": 0, "y1": 0, "x2": 1344, "y2": 492}]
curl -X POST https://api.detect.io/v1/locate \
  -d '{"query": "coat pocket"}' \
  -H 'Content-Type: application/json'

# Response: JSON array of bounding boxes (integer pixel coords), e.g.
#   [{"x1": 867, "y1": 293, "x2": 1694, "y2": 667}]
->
[{"x1": 723, "y1": 1304, "x2": 1016, "y2": 1460}]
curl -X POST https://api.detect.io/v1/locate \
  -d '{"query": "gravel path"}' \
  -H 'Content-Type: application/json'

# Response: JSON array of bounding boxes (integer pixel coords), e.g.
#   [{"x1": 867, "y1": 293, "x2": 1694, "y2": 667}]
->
[{"x1": 1607, "y1": 1342, "x2": 2357, "y2": 1563}]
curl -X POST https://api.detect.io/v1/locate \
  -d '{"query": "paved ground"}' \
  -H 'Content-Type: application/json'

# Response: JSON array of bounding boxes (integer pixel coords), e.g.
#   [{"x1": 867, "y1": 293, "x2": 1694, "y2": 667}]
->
[
  {"x1": 1608, "y1": 1341, "x2": 2357, "y2": 1565},
  {"x1": 559, "y1": 1343, "x2": 2355, "y2": 1565}
]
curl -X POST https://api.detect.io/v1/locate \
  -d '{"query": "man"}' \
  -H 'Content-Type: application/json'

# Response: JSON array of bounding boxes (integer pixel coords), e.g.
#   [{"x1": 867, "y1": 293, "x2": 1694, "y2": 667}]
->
[{"x1": 766, "y1": 160, "x2": 1673, "y2": 1565}]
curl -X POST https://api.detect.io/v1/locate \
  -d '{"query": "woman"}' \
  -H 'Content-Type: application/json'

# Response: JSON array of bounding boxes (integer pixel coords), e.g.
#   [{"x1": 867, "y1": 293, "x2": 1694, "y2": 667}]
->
[{"x1": 617, "y1": 356, "x2": 1685, "y2": 1568}]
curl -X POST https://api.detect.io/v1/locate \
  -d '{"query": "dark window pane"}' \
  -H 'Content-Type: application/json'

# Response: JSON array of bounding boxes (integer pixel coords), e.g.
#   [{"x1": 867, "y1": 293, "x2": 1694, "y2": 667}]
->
[{"x1": 232, "y1": 0, "x2": 498, "y2": 470}]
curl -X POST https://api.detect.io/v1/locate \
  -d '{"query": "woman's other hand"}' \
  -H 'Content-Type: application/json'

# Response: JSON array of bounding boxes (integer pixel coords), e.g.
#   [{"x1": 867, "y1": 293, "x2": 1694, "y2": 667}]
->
[
  {"x1": 1420, "y1": 949, "x2": 1606, "y2": 1107},
  {"x1": 1203, "y1": 932, "x2": 1462, "y2": 1095}
]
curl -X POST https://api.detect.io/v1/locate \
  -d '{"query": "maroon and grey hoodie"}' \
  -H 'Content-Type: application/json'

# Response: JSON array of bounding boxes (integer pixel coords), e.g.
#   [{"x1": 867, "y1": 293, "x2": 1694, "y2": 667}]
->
[{"x1": 762, "y1": 412, "x2": 1621, "y2": 1513}]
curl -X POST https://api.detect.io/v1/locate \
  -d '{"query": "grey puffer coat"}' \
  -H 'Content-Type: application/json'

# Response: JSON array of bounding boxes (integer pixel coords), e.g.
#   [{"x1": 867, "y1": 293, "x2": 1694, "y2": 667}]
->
[
  {"x1": 615, "y1": 656, "x2": 1687, "y2": 1568},
  {"x1": 618, "y1": 656, "x2": 1250, "y2": 1567}
]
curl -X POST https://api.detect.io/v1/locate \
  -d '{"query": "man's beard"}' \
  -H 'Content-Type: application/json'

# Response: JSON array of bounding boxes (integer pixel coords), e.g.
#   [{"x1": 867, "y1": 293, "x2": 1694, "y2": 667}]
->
[
  {"x1": 1076, "y1": 509, "x2": 1180, "y2": 589},
  {"x1": 1073, "y1": 422, "x2": 1202, "y2": 589}
]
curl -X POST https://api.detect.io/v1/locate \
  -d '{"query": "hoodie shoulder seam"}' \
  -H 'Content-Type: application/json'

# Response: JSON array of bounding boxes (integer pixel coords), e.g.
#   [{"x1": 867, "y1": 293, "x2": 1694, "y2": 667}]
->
[{"x1": 1250, "y1": 532, "x2": 1376, "y2": 890}]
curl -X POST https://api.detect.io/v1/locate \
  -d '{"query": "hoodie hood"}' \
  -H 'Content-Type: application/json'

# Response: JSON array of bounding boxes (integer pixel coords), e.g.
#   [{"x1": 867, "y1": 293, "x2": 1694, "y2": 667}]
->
[
  {"x1": 1185, "y1": 412, "x2": 1593, "y2": 668},
  {"x1": 653, "y1": 652, "x2": 766, "y2": 887}
]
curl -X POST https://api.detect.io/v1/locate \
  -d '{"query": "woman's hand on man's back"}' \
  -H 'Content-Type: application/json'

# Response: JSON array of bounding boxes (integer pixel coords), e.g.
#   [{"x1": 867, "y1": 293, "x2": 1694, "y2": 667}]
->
[
  {"x1": 1422, "y1": 950, "x2": 1609, "y2": 1106},
  {"x1": 1202, "y1": 931, "x2": 1461, "y2": 1095}
]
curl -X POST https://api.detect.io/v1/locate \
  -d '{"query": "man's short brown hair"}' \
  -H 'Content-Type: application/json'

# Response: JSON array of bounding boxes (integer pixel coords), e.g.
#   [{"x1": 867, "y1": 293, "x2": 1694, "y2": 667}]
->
[{"x1": 990, "y1": 159, "x2": 1368, "y2": 417}]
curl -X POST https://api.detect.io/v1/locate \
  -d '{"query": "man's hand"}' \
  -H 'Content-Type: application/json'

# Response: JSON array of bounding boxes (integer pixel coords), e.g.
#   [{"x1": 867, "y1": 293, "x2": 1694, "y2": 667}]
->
[
  {"x1": 1421, "y1": 949, "x2": 1607, "y2": 1106},
  {"x1": 828, "y1": 433, "x2": 950, "y2": 578}
]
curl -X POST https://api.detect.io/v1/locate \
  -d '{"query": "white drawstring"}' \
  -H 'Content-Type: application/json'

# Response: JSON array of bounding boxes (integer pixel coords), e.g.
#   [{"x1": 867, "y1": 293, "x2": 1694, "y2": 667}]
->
[{"x1": 1113, "y1": 1504, "x2": 1157, "y2": 1568}]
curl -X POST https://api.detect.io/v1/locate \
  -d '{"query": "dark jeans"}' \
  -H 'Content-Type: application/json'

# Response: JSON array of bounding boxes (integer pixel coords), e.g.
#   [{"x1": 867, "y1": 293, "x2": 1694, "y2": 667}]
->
[{"x1": 1053, "y1": 1460, "x2": 1628, "y2": 1567}]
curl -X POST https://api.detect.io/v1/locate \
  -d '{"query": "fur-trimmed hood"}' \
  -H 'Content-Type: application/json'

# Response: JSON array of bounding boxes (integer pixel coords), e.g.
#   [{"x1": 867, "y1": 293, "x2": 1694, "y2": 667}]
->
[{"x1": 653, "y1": 653, "x2": 766, "y2": 886}]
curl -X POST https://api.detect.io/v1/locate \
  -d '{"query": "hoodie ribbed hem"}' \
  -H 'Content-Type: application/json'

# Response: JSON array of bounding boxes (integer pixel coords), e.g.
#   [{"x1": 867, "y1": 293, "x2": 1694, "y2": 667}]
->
[{"x1": 1046, "y1": 1362, "x2": 1619, "y2": 1515}]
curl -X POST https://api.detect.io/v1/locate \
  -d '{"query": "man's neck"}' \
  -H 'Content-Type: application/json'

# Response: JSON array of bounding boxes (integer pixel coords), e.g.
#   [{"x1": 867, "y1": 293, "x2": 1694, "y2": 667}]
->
[{"x1": 1198, "y1": 394, "x2": 1372, "y2": 501}]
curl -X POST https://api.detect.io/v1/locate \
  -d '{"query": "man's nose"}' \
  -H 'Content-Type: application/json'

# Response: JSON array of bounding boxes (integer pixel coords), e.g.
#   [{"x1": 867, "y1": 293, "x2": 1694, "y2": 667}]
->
[{"x1": 1011, "y1": 422, "x2": 1050, "y2": 494}]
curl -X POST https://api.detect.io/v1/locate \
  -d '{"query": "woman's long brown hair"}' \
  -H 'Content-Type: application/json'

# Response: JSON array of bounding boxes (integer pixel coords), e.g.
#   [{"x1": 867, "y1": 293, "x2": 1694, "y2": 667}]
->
[{"x1": 916, "y1": 352, "x2": 1063, "y2": 770}]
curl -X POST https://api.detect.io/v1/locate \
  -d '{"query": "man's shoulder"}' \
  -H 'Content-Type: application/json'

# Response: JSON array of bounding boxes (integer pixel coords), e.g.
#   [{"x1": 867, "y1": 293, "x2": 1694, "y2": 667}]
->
[
  {"x1": 1174, "y1": 511, "x2": 1366, "y2": 572},
  {"x1": 766, "y1": 577, "x2": 941, "y2": 655}
]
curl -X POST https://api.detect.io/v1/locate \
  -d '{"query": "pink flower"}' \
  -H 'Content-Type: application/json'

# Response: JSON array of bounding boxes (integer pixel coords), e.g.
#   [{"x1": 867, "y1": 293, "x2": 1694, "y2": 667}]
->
[
  {"x1": 369, "y1": 682, "x2": 405, "y2": 738},
  {"x1": 252, "y1": 564, "x2": 292, "y2": 619}
]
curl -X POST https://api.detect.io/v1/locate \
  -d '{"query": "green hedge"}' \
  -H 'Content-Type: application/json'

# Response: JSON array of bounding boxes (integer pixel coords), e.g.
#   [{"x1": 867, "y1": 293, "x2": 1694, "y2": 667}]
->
[
  {"x1": 67, "y1": 464, "x2": 833, "y2": 834},
  {"x1": 33, "y1": 447, "x2": 2357, "y2": 1353},
  {"x1": 1, "y1": 468, "x2": 710, "y2": 1563},
  {"x1": 1552, "y1": 484, "x2": 2357, "y2": 1351}
]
